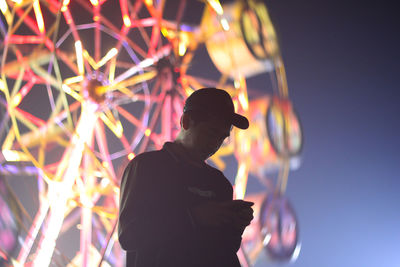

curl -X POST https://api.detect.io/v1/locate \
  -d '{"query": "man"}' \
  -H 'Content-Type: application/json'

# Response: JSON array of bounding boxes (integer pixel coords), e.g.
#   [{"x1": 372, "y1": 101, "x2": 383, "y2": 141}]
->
[{"x1": 118, "y1": 88, "x2": 254, "y2": 267}]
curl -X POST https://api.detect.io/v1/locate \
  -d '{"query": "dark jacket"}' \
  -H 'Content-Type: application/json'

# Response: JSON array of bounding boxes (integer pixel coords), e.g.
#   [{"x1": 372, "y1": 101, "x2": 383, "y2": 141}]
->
[{"x1": 118, "y1": 142, "x2": 242, "y2": 267}]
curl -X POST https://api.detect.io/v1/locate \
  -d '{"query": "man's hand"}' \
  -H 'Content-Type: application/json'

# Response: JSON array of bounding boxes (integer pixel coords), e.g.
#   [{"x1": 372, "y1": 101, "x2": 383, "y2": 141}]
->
[{"x1": 190, "y1": 200, "x2": 254, "y2": 229}]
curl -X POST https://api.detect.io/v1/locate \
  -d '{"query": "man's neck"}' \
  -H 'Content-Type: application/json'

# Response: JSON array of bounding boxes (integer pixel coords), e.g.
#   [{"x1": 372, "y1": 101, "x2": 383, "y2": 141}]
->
[{"x1": 172, "y1": 140, "x2": 206, "y2": 165}]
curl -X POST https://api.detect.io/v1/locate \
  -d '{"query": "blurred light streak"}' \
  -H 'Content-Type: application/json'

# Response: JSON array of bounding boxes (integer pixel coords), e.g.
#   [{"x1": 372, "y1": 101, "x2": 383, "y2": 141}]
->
[
  {"x1": 89, "y1": 0, "x2": 99, "y2": 6},
  {"x1": 75, "y1": 41, "x2": 85, "y2": 75},
  {"x1": 61, "y1": 0, "x2": 70, "y2": 12},
  {"x1": 207, "y1": 0, "x2": 223, "y2": 15},
  {"x1": 62, "y1": 84, "x2": 83, "y2": 102},
  {"x1": 16, "y1": 201, "x2": 50, "y2": 265},
  {"x1": 2, "y1": 149, "x2": 29, "y2": 161},
  {"x1": 99, "y1": 113, "x2": 123, "y2": 138},
  {"x1": 64, "y1": 75, "x2": 83, "y2": 85},
  {"x1": 220, "y1": 18, "x2": 229, "y2": 31},
  {"x1": 108, "y1": 57, "x2": 116, "y2": 82},
  {"x1": 120, "y1": 0, "x2": 130, "y2": 27},
  {"x1": 238, "y1": 91, "x2": 249, "y2": 111},
  {"x1": 33, "y1": 0, "x2": 45, "y2": 34},
  {"x1": 262, "y1": 233, "x2": 271, "y2": 245},
  {"x1": 0, "y1": 78, "x2": 7, "y2": 92},
  {"x1": 0, "y1": 0, "x2": 12, "y2": 25},
  {"x1": 291, "y1": 243, "x2": 302, "y2": 262},
  {"x1": 0, "y1": 0, "x2": 7, "y2": 11},
  {"x1": 11, "y1": 93, "x2": 22, "y2": 107},
  {"x1": 113, "y1": 58, "x2": 154, "y2": 83},
  {"x1": 33, "y1": 103, "x2": 98, "y2": 267},
  {"x1": 83, "y1": 50, "x2": 97, "y2": 69},
  {"x1": 178, "y1": 42, "x2": 187, "y2": 56},
  {"x1": 96, "y1": 47, "x2": 118, "y2": 69},
  {"x1": 234, "y1": 162, "x2": 249, "y2": 199},
  {"x1": 8, "y1": 35, "x2": 44, "y2": 44},
  {"x1": 123, "y1": 15, "x2": 131, "y2": 27}
]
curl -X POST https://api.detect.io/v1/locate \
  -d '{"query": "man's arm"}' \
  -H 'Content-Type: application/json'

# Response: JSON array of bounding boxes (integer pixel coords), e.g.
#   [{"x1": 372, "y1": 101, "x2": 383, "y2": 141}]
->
[{"x1": 189, "y1": 199, "x2": 254, "y2": 252}]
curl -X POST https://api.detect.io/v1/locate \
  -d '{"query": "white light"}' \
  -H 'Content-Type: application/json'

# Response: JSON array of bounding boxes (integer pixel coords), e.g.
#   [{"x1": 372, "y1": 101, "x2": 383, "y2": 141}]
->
[
  {"x1": 291, "y1": 242, "x2": 302, "y2": 262},
  {"x1": 220, "y1": 18, "x2": 230, "y2": 31},
  {"x1": 262, "y1": 233, "x2": 271, "y2": 246}
]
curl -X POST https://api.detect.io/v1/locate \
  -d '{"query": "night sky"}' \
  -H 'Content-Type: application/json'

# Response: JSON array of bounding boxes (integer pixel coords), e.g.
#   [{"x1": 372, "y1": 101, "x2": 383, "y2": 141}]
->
[{"x1": 252, "y1": 0, "x2": 400, "y2": 266}]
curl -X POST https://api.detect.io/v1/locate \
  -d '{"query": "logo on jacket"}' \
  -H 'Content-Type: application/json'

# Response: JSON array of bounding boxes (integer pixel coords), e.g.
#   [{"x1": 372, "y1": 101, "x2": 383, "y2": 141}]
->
[{"x1": 187, "y1": 186, "x2": 216, "y2": 198}]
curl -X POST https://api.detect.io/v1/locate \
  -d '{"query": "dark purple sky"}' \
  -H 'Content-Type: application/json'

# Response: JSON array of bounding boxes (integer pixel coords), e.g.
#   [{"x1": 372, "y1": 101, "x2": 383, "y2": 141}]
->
[{"x1": 254, "y1": 0, "x2": 400, "y2": 266}]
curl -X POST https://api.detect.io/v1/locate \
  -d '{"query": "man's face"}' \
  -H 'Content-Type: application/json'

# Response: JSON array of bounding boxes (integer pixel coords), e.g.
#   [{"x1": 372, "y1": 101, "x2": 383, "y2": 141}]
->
[{"x1": 187, "y1": 117, "x2": 232, "y2": 160}]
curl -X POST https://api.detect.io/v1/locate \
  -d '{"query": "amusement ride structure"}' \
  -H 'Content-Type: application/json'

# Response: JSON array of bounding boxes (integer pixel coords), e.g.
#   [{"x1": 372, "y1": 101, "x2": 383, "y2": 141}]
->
[{"x1": 0, "y1": 0, "x2": 303, "y2": 266}]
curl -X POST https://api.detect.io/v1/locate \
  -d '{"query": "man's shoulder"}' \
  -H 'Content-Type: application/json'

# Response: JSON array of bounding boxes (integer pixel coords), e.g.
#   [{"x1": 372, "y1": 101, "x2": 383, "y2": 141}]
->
[{"x1": 132, "y1": 148, "x2": 171, "y2": 164}]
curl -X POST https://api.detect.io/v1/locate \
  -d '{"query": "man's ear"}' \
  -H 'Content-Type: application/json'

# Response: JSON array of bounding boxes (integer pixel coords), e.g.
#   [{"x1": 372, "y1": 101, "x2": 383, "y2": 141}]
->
[{"x1": 181, "y1": 113, "x2": 191, "y2": 130}]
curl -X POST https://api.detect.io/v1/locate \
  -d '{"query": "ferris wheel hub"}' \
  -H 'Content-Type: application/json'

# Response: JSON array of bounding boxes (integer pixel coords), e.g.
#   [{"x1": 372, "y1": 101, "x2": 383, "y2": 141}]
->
[{"x1": 82, "y1": 76, "x2": 108, "y2": 104}]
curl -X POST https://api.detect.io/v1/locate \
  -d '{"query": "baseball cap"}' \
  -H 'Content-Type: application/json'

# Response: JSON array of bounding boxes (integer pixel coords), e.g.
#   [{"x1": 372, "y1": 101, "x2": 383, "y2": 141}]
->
[{"x1": 183, "y1": 88, "x2": 249, "y2": 129}]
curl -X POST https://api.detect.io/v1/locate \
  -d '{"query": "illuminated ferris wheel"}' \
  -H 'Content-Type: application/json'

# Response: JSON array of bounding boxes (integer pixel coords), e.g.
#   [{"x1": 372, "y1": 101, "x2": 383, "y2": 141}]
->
[{"x1": 0, "y1": 0, "x2": 302, "y2": 266}]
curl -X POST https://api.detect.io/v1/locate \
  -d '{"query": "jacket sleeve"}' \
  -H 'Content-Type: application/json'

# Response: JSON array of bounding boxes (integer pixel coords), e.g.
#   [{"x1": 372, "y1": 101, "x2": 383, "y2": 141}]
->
[{"x1": 118, "y1": 156, "x2": 195, "y2": 252}]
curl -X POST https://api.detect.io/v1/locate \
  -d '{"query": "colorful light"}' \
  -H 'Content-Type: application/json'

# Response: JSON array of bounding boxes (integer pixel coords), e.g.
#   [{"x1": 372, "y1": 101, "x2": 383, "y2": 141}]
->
[
  {"x1": 0, "y1": 78, "x2": 7, "y2": 92},
  {"x1": 220, "y1": 18, "x2": 230, "y2": 31},
  {"x1": 96, "y1": 47, "x2": 118, "y2": 69},
  {"x1": 74, "y1": 40, "x2": 85, "y2": 75},
  {"x1": 89, "y1": 0, "x2": 99, "y2": 6},
  {"x1": 33, "y1": 0, "x2": 45, "y2": 34},
  {"x1": 0, "y1": 0, "x2": 7, "y2": 14},
  {"x1": 207, "y1": 0, "x2": 224, "y2": 15},
  {"x1": 64, "y1": 76, "x2": 83, "y2": 85}
]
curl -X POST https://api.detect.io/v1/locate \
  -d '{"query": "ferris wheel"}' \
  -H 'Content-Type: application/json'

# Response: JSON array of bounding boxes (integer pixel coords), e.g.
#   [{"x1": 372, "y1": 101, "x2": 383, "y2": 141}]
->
[{"x1": 0, "y1": 0, "x2": 303, "y2": 266}]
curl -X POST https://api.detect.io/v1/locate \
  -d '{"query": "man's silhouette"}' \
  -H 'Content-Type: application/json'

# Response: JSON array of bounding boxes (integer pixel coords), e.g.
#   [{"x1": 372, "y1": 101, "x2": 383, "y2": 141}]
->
[{"x1": 118, "y1": 88, "x2": 254, "y2": 267}]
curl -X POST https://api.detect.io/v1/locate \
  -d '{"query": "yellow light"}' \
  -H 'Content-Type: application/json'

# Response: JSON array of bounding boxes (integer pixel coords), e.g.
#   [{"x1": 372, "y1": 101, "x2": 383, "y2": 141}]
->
[
  {"x1": 96, "y1": 48, "x2": 118, "y2": 69},
  {"x1": 74, "y1": 41, "x2": 84, "y2": 76},
  {"x1": 144, "y1": 0, "x2": 153, "y2": 6},
  {"x1": 115, "y1": 120, "x2": 123, "y2": 137},
  {"x1": 178, "y1": 42, "x2": 187, "y2": 56},
  {"x1": 62, "y1": 0, "x2": 70, "y2": 6},
  {"x1": 0, "y1": 78, "x2": 7, "y2": 92},
  {"x1": 102, "y1": 161, "x2": 109, "y2": 168},
  {"x1": 99, "y1": 113, "x2": 123, "y2": 138},
  {"x1": 89, "y1": 0, "x2": 98, "y2": 6},
  {"x1": 64, "y1": 75, "x2": 83, "y2": 85},
  {"x1": 127, "y1": 152, "x2": 135, "y2": 160},
  {"x1": 220, "y1": 18, "x2": 230, "y2": 31},
  {"x1": 33, "y1": 0, "x2": 45, "y2": 34},
  {"x1": 2, "y1": 149, "x2": 29, "y2": 161},
  {"x1": 161, "y1": 27, "x2": 169, "y2": 38},
  {"x1": 0, "y1": 0, "x2": 7, "y2": 14},
  {"x1": 234, "y1": 80, "x2": 240, "y2": 89},
  {"x1": 61, "y1": 0, "x2": 70, "y2": 11},
  {"x1": 109, "y1": 57, "x2": 116, "y2": 82},
  {"x1": 123, "y1": 15, "x2": 131, "y2": 27},
  {"x1": 207, "y1": 0, "x2": 223, "y2": 15},
  {"x1": 11, "y1": 93, "x2": 22, "y2": 107},
  {"x1": 238, "y1": 92, "x2": 249, "y2": 111},
  {"x1": 234, "y1": 162, "x2": 248, "y2": 199},
  {"x1": 83, "y1": 50, "x2": 97, "y2": 69},
  {"x1": 100, "y1": 177, "x2": 110, "y2": 187},
  {"x1": 144, "y1": 128, "x2": 151, "y2": 137},
  {"x1": 11, "y1": 259, "x2": 23, "y2": 267},
  {"x1": 62, "y1": 84, "x2": 82, "y2": 101}
]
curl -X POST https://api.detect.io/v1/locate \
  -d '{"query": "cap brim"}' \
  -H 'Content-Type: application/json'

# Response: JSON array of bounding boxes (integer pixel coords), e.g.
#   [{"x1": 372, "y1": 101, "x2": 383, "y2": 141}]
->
[{"x1": 232, "y1": 113, "x2": 249, "y2": 129}]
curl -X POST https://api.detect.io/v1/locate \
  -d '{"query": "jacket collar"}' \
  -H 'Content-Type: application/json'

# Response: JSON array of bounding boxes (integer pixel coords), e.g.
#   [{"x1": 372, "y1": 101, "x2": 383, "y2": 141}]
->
[{"x1": 163, "y1": 142, "x2": 212, "y2": 169}]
